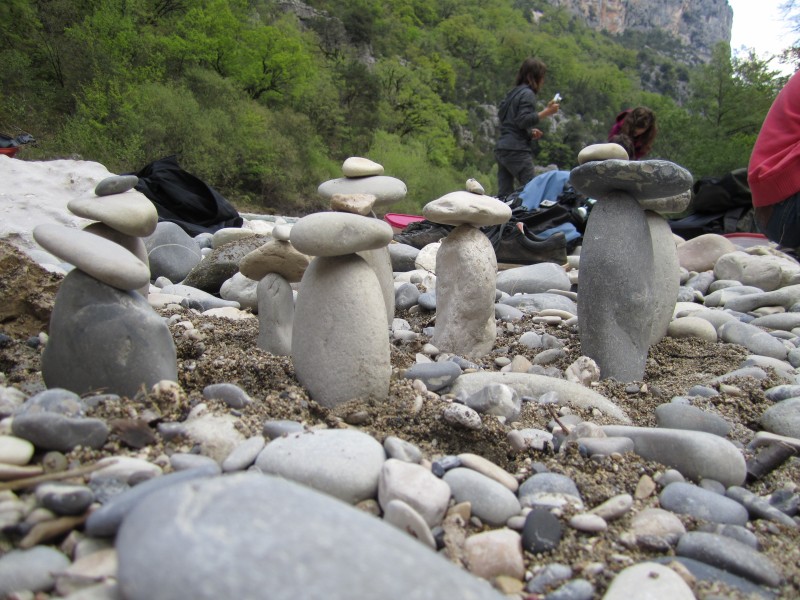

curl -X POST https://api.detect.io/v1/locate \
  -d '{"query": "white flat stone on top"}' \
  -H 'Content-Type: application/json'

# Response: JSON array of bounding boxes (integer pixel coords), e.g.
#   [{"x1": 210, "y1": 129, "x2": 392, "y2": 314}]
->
[
  {"x1": 33, "y1": 223, "x2": 150, "y2": 291},
  {"x1": 577, "y1": 143, "x2": 629, "y2": 164},
  {"x1": 342, "y1": 157, "x2": 384, "y2": 178},
  {"x1": 318, "y1": 176, "x2": 407, "y2": 207},
  {"x1": 423, "y1": 191, "x2": 512, "y2": 227},
  {"x1": 67, "y1": 191, "x2": 158, "y2": 237},
  {"x1": 290, "y1": 212, "x2": 394, "y2": 256}
]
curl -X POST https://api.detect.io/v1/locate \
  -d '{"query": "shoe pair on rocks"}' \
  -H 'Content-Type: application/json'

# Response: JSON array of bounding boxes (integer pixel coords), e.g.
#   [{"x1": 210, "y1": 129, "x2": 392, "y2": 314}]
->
[{"x1": 493, "y1": 222, "x2": 567, "y2": 265}]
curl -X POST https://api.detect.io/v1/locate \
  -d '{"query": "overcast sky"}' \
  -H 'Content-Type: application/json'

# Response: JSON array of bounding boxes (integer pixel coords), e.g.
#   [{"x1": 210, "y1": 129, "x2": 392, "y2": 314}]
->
[{"x1": 728, "y1": 0, "x2": 796, "y2": 73}]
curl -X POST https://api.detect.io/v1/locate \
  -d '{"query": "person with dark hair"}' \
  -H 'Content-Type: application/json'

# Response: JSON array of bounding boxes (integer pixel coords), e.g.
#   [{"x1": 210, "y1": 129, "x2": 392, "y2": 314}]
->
[
  {"x1": 749, "y1": 70, "x2": 800, "y2": 249},
  {"x1": 494, "y1": 57, "x2": 560, "y2": 199},
  {"x1": 607, "y1": 106, "x2": 657, "y2": 160},
  {"x1": 608, "y1": 134, "x2": 635, "y2": 160}
]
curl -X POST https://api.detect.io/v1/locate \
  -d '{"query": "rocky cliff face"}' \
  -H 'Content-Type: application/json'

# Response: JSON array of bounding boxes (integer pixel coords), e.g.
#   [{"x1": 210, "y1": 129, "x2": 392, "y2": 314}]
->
[{"x1": 548, "y1": 0, "x2": 733, "y2": 62}]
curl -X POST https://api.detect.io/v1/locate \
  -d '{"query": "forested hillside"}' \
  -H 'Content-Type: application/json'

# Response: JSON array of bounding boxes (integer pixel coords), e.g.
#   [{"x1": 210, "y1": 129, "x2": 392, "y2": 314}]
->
[{"x1": 0, "y1": 0, "x2": 791, "y2": 214}]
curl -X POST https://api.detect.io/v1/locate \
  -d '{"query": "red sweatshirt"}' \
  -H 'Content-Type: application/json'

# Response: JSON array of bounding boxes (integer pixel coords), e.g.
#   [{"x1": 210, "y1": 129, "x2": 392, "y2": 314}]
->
[{"x1": 749, "y1": 70, "x2": 800, "y2": 207}]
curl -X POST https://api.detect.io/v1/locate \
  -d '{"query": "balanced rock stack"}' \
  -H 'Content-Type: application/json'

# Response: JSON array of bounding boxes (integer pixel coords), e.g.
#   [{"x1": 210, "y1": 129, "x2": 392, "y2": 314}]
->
[
  {"x1": 571, "y1": 144, "x2": 692, "y2": 381},
  {"x1": 423, "y1": 183, "x2": 512, "y2": 358},
  {"x1": 32, "y1": 174, "x2": 178, "y2": 398},
  {"x1": 238, "y1": 223, "x2": 310, "y2": 355},
  {"x1": 319, "y1": 157, "x2": 408, "y2": 325},
  {"x1": 290, "y1": 210, "x2": 395, "y2": 407}
]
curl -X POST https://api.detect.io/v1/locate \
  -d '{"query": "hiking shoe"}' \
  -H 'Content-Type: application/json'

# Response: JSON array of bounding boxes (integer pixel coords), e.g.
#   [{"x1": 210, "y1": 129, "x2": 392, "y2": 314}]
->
[
  {"x1": 393, "y1": 221, "x2": 452, "y2": 249},
  {"x1": 493, "y1": 222, "x2": 568, "y2": 265}
]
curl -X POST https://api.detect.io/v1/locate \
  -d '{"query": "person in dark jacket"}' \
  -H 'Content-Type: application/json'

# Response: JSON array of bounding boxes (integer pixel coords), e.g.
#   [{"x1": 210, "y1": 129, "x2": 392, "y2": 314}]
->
[{"x1": 494, "y1": 58, "x2": 560, "y2": 199}]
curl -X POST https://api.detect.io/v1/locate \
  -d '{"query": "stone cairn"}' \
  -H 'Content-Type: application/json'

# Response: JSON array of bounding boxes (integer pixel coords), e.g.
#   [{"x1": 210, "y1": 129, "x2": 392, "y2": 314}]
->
[
  {"x1": 318, "y1": 157, "x2": 408, "y2": 326},
  {"x1": 239, "y1": 223, "x2": 310, "y2": 355},
  {"x1": 33, "y1": 175, "x2": 178, "y2": 398},
  {"x1": 423, "y1": 183, "x2": 512, "y2": 358},
  {"x1": 289, "y1": 211, "x2": 395, "y2": 407},
  {"x1": 570, "y1": 143, "x2": 692, "y2": 381}
]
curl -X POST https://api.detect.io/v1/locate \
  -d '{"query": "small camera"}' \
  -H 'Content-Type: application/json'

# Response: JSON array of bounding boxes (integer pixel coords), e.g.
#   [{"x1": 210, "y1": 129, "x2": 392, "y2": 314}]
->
[{"x1": 553, "y1": 93, "x2": 562, "y2": 103}]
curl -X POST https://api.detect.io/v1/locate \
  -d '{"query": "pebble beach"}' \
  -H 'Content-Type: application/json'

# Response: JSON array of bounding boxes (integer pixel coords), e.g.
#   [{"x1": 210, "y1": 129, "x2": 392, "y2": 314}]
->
[{"x1": 0, "y1": 156, "x2": 798, "y2": 600}]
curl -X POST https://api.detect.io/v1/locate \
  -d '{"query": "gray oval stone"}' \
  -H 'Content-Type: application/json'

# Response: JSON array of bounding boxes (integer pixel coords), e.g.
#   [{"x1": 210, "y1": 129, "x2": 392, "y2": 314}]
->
[
  {"x1": 569, "y1": 159, "x2": 693, "y2": 201},
  {"x1": 68, "y1": 192, "x2": 158, "y2": 237},
  {"x1": 33, "y1": 223, "x2": 150, "y2": 291},
  {"x1": 255, "y1": 429, "x2": 386, "y2": 504},
  {"x1": 443, "y1": 467, "x2": 520, "y2": 526},
  {"x1": 94, "y1": 174, "x2": 139, "y2": 196},
  {"x1": 659, "y1": 481, "x2": 749, "y2": 525},
  {"x1": 290, "y1": 212, "x2": 393, "y2": 256},
  {"x1": 317, "y1": 175, "x2": 408, "y2": 207},
  {"x1": 116, "y1": 473, "x2": 504, "y2": 600}
]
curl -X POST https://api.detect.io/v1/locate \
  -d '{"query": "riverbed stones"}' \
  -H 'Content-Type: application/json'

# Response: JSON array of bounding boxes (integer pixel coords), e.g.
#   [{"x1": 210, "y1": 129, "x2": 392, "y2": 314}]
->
[
  {"x1": 423, "y1": 192, "x2": 511, "y2": 358},
  {"x1": 575, "y1": 191, "x2": 655, "y2": 381},
  {"x1": 577, "y1": 143, "x2": 629, "y2": 164},
  {"x1": 317, "y1": 176, "x2": 407, "y2": 208},
  {"x1": 41, "y1": 269, "x2": 177, "y2": 398},
  {"x1": 94, "y1": 174, "x2": 138, "y2": 196},
  {"x1": 291, "y1": 212, "x2": 393, "y2": 256},
  {"x1": 33, "y1": 224, "x2": 150, "y2": 291},
  {"x1": 143, "y1": 221, "x2": 202, "y2": 282},
  {"x1": 601, "y1": 425, "x2": 747, "y2": 486},
  {"x1": 572, "y1": 156, "x2": 692, "y2": 381},
  {"x1": 341, "y1": 156, "x2": 384, "y2": 178},
  {"x1": 660, "y1": 481, "x2": 749, "y2": 525},
  {"x1": 603, "y1": 562, "x2": 695, "y2": 600},
  {"x1": 68, "y1": 191, "x2": 158, "y2": 238},
  {"x1": 116, "y1": 472, "x2": 504, "y2": 600},
  {"x1": 256, "y1": 274, "x2": 295, "y2": 355},
  {"x1": 255, "y1": 428, "x2": 386, "y2": 505},
  {"x1": 676, "y1": 531, "x2": 783, "y2": 587},
  {"x1": 292, "y1": 253, "x2": 391, "y2": 406}
]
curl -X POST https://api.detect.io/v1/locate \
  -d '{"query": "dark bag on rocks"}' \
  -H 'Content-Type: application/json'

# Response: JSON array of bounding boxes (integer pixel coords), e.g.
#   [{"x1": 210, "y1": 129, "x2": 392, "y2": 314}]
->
[
  {"x1": 132, "y1": 155, "x2": 243, "y2": 236},
  {"x1": 668, "y1": 167, "x2": 757, "y2": 240}
]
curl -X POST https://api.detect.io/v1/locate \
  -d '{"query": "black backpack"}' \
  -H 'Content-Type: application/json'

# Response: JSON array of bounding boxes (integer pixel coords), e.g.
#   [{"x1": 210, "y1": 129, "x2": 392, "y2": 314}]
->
[{"x1": 668, "y1": 167, "x2": 758, "y2": 239}]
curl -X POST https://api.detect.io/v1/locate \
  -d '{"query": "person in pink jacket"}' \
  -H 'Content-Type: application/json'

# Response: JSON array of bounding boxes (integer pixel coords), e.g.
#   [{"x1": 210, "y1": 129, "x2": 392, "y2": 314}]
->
[
  {"x1": 749, "y1": 70, "x2": 800, "y2": 248},
  {"x1": 607, "y1": 107, "x2": 657, "y2": 160}
]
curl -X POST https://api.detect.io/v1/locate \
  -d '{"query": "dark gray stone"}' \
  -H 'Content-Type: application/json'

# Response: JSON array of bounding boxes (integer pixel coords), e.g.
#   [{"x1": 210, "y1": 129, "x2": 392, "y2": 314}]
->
[
  {"x1": 116, "y1": 473, "x2": 504, "y2": 600},
  {"x1": 577, "y1": 191, "x2": 654, "y2": 381},
  {"x1": 41, "y1": 269, "x2": 177, "y2": 398},
  {"x1": 726, "y1": 486, "x2": 798, "y2": 528},
  {"x1": 760, "y1": 397, "x2": 800, "y2": 439},
  {"x1": 570, "y1": 159, "x2": 693, "y2": 202},
  {"x1": 182, "y1": 235, "x2": 266, "y2": 294},
  {"x1": 655, "y1": 403, "x2": 731, "y2": 437},
  {"x1": 12, "y1": 412, "x2": 109, "y2": 451},
  {"x1": 94, "y1": 174, "x2": 139, "y2": 196},
  {"x1": 388, "y1": 243, "x2": 419, "y2": 272},
  {"x1": 676, "y1": 531, "x2": 783, "y2": 587},
  {"x1": 0, "y1": 546, "x2": 71, "y2": 597},
  {"x1": 544, "y1": 578, "x2": 595, "y2": 600},
  {"x1": 85, "y1": 466, "x2": 220, "y2": 537},
  {"x1": 403, "y1": 361, "x2": 462, "y2": 392},
  {"x1": 143, "y1": 221, "x2": 202, "y2": 282},
  {"x1": 35, "y1": 482, "x2": 94, "y2": 516},
  {"x1": 660, "y1": 482, "x2": 749, "y2": 525},
  {"x1": 653, "y1": 556, "x2": 775, "y2": 599},
  {"x1": 522, "y1": 508, "x2": 563, "y2": 554},
  {"x1": 202, "y1": 383, "x2": 253, "y2": 409},
  {"x1": 395, "y1": 282, "x2": 421, "y2": 311}
]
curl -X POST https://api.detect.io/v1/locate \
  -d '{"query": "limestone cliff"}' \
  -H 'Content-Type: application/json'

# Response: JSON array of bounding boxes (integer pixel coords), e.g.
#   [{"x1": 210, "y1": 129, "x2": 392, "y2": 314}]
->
[{"x1": 547, "y1": 0, "x2": 733, "y2": 62}]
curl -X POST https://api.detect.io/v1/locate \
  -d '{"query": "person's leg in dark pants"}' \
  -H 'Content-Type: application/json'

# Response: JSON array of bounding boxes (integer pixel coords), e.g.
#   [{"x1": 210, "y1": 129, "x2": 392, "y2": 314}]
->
[
  {"x1": 763, "y1": 192, "x2": 800, "y2": 248},
  {"x1": 495, "y1": 149, "x2": 535, "y2": 198}
]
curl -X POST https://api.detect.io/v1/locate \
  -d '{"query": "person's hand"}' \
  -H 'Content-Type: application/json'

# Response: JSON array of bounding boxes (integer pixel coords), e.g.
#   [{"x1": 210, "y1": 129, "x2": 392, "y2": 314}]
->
[
  {"x1": 540, "y1": 101, "x2": 559, "y2": 118},
  {"x1": 531, "y1": 128, "x2": 544, "y2": 140}
]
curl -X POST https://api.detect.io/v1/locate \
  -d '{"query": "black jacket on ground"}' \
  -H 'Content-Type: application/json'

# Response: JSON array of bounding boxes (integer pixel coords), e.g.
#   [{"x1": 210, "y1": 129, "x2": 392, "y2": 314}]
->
[{"x1": 132, "y1": 155, "x2": 243, "y2": 236}]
